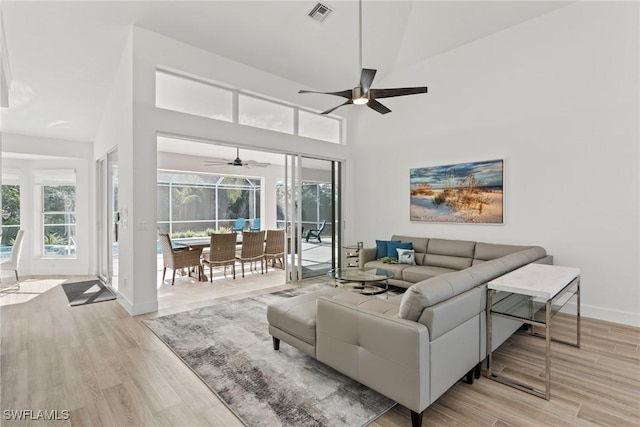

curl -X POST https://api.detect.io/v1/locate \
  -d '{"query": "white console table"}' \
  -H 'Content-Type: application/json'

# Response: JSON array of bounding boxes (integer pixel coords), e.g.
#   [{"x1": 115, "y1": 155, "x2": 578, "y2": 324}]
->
[{"x1": 487, "y1": 263, "x2": 581, "y2": 400}]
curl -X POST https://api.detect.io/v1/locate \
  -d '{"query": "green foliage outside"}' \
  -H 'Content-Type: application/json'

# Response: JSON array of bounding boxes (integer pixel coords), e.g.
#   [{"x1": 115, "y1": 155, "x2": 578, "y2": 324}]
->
[
  {"x1": 44, "y1": 233, "x2": 67, "y2": 245},
  {"x1": 1, "y1": 185, "x2": 20, "y2": 246},
  {"x1": 158, "y1": 173, "x2": 259, "y2": 236},
  {"x1": 169, "y1": 226, "x2": 232, "y2": 239}
]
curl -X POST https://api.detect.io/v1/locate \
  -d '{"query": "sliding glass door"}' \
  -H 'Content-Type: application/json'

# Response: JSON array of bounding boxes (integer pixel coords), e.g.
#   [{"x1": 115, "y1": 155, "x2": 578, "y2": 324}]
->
[{"x1": 283, "y1": 154, "x2": 341, "y2": 281}]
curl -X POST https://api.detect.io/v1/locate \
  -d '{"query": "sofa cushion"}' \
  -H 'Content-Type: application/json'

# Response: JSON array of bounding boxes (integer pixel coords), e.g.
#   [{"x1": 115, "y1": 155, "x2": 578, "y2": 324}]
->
[
  {"x1": 387, "y1": 241, "x2": 413, "y2": 259},
  {"x1": 266, "y1": 287, "x2": 341, "y2": 345},
  {"x1": 331, "y1": 291, "x2": 402, "y2": 317},
  {"x1": 473, "y1": 242, "x2": 532, "y2": 264},
  {"x1": 391, "y1": 235, "x2": 429, "y2": 254},
  {"x1": 401, "y1": 265, "x2": 456, "y2": 283},
  {"x1": 425, "y1": 238, "x2": 476, "y2": 270},
  {"x1": 376, "y1": 240, "x2": 400, "y2": 259}
]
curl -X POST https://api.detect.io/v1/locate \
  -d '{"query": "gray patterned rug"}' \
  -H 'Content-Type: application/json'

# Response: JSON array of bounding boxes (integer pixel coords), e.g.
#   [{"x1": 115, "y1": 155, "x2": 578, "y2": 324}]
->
[{"x1": 143, "y1": 284, "x2": 396, "y2": 427}]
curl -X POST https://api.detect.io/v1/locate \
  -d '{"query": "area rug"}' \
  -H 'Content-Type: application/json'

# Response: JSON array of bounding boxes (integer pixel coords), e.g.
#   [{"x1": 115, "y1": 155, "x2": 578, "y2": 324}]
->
[
  {"x1": 143, "y1": 284, "x2": 396, "y2": 427},
  {"x1": 61, "y1": 279, "x2": 116, "y2": 306}
]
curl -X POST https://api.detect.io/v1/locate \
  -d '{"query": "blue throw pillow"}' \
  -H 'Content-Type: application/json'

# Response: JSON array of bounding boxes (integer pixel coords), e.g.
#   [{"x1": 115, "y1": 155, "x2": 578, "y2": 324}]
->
[
  {"x1": 376, "y1": 240, "x2": 400, "y2": 259},
  {"x1": 387, "y1": 241, "x2": 413, "y2": 259}
]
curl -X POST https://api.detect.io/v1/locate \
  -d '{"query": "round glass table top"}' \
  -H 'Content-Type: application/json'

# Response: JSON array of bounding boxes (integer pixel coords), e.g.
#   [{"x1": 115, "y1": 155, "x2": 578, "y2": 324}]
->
[{"x1": 327, "y1": 268, "x2": 394, "y2": 282}]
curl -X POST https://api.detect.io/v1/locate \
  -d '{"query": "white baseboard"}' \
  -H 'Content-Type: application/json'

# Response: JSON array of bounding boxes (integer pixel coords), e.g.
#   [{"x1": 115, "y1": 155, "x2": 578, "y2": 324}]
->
[
  {"x1": 561, "y1": 302, "x2": 640, "y2": 327},
  {"x1": 116, "y1": 292, "x2": 158, "y2": 316}
]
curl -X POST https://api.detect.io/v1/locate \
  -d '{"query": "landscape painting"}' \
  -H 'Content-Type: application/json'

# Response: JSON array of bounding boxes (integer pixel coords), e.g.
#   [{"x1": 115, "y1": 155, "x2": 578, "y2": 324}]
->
[{"x1": 410, "y1": 159, "x2": 504, "y2": 224}]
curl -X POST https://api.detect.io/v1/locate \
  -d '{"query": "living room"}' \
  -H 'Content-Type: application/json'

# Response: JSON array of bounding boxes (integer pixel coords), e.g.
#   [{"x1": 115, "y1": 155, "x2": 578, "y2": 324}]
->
[{"x1": 1, "y1": 1, "x2": 638, "y2": 426}]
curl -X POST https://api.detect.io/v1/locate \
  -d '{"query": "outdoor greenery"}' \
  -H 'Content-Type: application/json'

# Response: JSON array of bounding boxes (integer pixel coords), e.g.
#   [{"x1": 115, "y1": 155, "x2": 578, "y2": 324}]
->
[
  {"x1": 1, "y1": 185, "x2": 20, "y2": 246},
  {"x1": 157, "y1": 172, "x2": 260, "y2": 236},
  {"x1": 276, "y1": 181, "x2": 333, "y2": 237},
  {"x1": 43, "y1": 185, "x2": 77, "y2": 256},
  {"x1": 169, "y1": 226, "x2": 232, "y2": 239},
  {"x1": 44, "y1": 232, "x2": 67, "y2": 245}
]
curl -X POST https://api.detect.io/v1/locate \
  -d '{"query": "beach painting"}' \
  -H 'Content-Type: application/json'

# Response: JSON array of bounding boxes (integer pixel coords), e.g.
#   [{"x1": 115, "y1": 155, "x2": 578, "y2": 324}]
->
[{"x1": 410, "y1": 159, "x2": 504, "y2": 224}]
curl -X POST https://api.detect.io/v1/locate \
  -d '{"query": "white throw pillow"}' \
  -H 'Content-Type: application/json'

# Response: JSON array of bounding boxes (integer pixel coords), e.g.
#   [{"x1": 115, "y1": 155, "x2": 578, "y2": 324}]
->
[{"x1": 397, "y1": 248, "x2": 416, "y2": 265}]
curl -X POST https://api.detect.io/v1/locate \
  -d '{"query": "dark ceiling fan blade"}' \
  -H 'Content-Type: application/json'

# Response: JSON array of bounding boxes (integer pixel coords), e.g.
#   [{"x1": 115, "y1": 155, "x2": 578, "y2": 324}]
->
[
  {"x1": 322, "y1": 99, "x2": 354, "y2": 115},
  {"x1": 298, "y1": 89, "x2": 353, "y2": 99},
  {"x1": 360, "y1": 68, "x2": 377, "y2": 94},
  {"x1": 367, "y1": 99, "x2": 391, "y2": 115},
  {"x1": 369, "y1": 87, "x2": 428, "y2": 99}
]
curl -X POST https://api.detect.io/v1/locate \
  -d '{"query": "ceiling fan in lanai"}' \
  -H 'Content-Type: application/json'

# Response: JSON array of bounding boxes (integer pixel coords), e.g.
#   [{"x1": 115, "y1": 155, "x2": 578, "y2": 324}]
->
[
  {"x1": 298, "y1": 0, "x2": 428, "y2": 115},
  {"x1": 204, "y1": 148, "x2": 271, "y2": 168}
]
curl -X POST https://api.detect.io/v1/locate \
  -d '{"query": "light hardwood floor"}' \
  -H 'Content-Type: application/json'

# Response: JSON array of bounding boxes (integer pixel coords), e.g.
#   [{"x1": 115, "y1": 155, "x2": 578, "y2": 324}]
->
[{"x1": 1, "y1": 272, "x2": 639, "y2": 427}]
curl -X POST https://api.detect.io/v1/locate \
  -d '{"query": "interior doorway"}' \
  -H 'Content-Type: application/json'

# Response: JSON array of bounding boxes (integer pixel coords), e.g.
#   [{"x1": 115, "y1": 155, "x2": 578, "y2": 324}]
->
[
  {"x1": 96, "y1": 147, "x2": 119, "y2": 290},
  {"x1": 155, "y1": 136, "x2": 343, "y2": 284}
]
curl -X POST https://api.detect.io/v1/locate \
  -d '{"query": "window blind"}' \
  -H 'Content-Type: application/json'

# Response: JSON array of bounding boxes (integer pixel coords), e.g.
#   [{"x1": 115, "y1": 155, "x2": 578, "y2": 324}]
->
[
  {"x1": 1, "y1": 169, "x2": 21, "y2": 186},
  {"x1": 33, "y1": 169, "x2": 76, "y2": 185}
]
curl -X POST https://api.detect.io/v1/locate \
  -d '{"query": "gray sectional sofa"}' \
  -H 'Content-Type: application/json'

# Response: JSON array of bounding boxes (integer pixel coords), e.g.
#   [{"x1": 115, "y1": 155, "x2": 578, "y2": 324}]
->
[
  {"x1": 361, "y1": 235, "x2": 546, "y2": 288},
  {"x1": 267, "y1": 236, "x2": 551, "y2": 427}
]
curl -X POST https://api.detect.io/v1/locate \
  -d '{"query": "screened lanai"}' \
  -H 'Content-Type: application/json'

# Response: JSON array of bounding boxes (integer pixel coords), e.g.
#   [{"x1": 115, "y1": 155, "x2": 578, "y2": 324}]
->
[{"x1": 157, "y1": 171, "x2": 261, "y2": 237}]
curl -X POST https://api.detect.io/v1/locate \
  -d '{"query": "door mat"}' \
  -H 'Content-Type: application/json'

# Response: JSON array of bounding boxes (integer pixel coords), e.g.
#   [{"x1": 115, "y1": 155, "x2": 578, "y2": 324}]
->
[{"x1": 61, "y1": 279, "x2": 116, "y2": 306}]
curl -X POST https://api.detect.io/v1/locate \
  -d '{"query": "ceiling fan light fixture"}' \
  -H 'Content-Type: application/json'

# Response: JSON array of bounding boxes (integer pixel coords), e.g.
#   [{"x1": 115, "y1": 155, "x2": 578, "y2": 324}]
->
[{"x1": 352, "y1": 86, "x2": 368, "y2": 104}]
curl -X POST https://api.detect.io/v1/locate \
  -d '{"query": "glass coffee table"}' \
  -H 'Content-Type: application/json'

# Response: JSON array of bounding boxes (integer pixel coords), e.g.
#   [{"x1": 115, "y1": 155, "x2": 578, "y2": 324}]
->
[{"x1": 327, "y1": 268, "x2": 394, "y2": 296}]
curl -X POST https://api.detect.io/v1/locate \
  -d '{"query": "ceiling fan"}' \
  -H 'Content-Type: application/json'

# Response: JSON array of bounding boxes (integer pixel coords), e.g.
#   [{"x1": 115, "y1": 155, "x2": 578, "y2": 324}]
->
[
  {"x1": 204, "y1": 148, "x2": 271, "y2": 168},
  {"x1": 299, "y1": 0, "x2": 427, "y2": 115}
]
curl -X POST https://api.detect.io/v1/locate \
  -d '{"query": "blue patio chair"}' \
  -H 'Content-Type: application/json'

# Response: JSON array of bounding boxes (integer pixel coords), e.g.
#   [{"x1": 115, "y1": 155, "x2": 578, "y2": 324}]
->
[
  {"x1": 250, "y1": 218, "x2": 261, "y2": 231},
  {"x1": 305, "y1": 220, "x2": 326, "y2": 243},
  {"x1": 231, "y1": 218, "x2": 246, "y2": 232}
]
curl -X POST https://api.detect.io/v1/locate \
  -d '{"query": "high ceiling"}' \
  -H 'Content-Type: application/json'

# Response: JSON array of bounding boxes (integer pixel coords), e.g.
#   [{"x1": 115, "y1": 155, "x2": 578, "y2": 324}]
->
[{"x1": 1, "y1": 1, "x2": 571, "y2": 142}]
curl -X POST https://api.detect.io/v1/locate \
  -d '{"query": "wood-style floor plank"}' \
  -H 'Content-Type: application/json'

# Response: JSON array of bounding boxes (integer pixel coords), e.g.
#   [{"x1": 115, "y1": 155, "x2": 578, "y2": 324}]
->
[{"x1": 1, "y1": 273, "x2": 639, "y2": 427}]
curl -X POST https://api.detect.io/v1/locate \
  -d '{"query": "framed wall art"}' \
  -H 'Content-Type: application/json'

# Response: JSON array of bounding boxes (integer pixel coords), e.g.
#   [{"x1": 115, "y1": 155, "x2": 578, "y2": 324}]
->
[{"x1": 410, "y1": 159, "x2": 504, "y2": 224}]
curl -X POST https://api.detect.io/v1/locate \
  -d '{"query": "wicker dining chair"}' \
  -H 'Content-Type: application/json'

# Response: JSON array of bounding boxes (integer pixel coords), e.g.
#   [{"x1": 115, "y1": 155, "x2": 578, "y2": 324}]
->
[
  {"x1": 201, "y1": 233, "x2": 237, "y2": 281},
  {"x1": 158, "y1": 233, "x2": 203, "y2": 285},
  {"x1": 264, "y1": 229, "x2": 285, "y2": 272},
  {"x1": 236, "y1": 231, "x2": 265, "y2": 278}
]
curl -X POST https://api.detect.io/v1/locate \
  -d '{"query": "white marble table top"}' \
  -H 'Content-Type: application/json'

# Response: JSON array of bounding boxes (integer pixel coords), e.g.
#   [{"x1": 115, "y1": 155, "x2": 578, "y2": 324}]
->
[{"x1": 488, "y1": 264, "x2": 580, "y2": 300}]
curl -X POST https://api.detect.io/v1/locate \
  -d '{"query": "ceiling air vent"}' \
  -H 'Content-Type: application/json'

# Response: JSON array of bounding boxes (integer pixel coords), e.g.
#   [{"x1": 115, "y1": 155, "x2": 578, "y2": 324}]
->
[{"x1": 308, "y1": 2, "x2": 333, "y2": 22}]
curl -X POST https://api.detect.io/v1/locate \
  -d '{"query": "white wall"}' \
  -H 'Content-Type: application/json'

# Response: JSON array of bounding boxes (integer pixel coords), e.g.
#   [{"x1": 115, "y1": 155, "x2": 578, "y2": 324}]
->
[
  {"x1": 2, "y1": 133, "x2": 93, "y2": 277},
  {"x1": 94, "y1": 31, "x2": 140, "y2": 313},
  {"x1": 350, "y1": 2, "x2": 639, "y2": 325}
]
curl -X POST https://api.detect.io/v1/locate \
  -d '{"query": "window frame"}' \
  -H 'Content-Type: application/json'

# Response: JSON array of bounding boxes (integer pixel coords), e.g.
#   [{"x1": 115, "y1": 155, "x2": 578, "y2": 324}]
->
[
  {"x1": 41, "y1": 184, "x2": 77, "y2": 258},
  {"x1": 155, "y1": 67, "x2": 345, "y2": 144}
]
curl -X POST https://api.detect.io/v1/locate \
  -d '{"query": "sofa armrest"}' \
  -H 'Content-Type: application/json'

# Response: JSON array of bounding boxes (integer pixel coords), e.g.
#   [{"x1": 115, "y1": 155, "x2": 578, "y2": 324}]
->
[
  {"x1": 417, "y1": 285, "x2": 484, "y2": 340},
  {"x1": 358, "y1": 247, "x2": 377, "y2": 269},
  {"x1": 316, "y1": 297, "x2": 430, "y2": 413}
]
